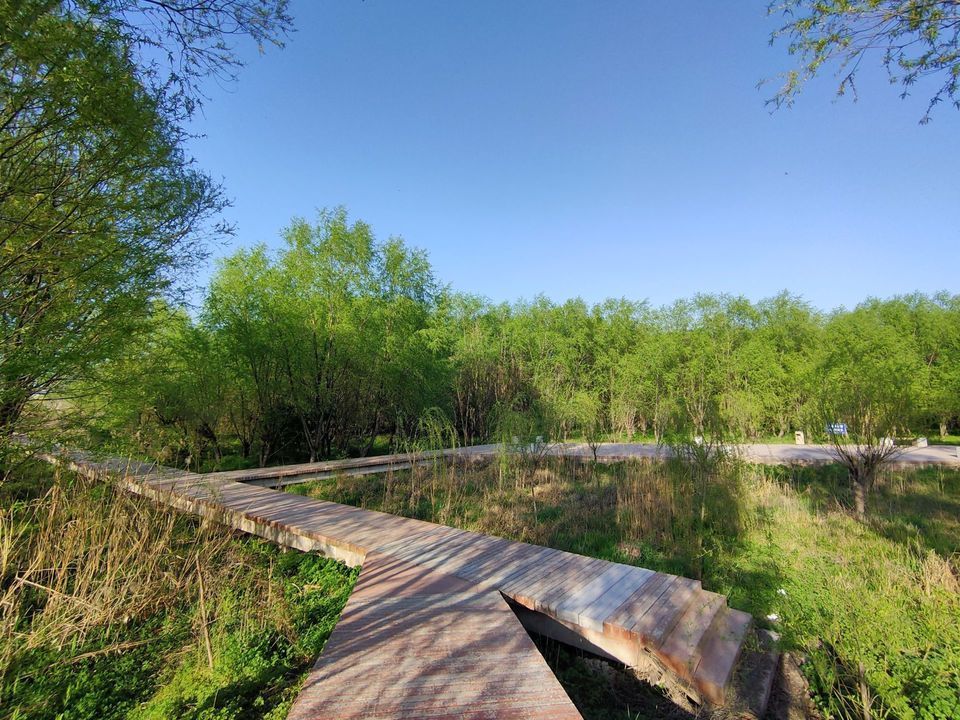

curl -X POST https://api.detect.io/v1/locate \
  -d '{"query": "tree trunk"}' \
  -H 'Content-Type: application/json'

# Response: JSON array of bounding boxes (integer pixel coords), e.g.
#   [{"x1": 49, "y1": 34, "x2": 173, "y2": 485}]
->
[
  {"x1": 853, "y1": 478, "x2": 868, "y2": 520},
  {"x1": 940, "y1": 420, "x2": 948, "y2": 438}
]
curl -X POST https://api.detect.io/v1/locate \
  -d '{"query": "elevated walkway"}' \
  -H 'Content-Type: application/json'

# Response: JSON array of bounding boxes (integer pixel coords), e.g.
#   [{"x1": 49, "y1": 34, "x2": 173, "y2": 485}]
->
[{"x1": 48, "y1": 447, "x2": 779, "y2": 716}]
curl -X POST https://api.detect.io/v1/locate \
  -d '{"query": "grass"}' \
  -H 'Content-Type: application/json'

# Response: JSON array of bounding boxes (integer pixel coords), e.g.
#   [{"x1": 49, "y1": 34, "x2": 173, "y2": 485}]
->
[
  {"x1": 0, "y1": 464, "x2": 357, "y2": 720},
  {"x1": 289, "y1": 455, "x2": 960, "y2": 720},
  {"x1": 7, "y1": 449, "x2": 954, "y2": 719}
]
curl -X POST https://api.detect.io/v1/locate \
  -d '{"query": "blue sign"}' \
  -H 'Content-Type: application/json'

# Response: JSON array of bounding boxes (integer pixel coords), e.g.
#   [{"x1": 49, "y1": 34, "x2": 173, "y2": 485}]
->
[{"x1": 826, "y1": 423, "x2": 848, "y2": 436}]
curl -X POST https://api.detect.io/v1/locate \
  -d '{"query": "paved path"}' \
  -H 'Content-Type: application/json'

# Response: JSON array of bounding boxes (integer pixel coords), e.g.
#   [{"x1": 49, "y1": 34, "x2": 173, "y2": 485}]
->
[
  {"x1": 48, "y1": 447, "x2": 779, "y2": 717},
  {"x1": 467, "y1": 441, "x2": 960, "y2": 468}
]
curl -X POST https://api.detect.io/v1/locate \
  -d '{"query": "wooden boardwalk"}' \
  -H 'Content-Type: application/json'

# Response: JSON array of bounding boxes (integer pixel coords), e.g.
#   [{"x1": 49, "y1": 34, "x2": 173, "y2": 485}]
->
[
  {"x1": 50, "y1": 447, "x2": 777, "y2": 717},
  {"x1": 288, "y1": 552, "x2": 581, "y2": 720}
]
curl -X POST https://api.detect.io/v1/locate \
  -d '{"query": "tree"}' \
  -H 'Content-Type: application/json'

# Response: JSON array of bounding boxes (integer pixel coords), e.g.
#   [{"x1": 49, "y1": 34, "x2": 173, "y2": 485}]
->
[
  {"x1": 0, "y1": 1, "x2": 290, "y2": 446},
  {"x1": 925, "y1": 297, "x2": 960, "y2": 437},
  {"x1": 86, "y1": 307, "x2": 228, "y2": 468},
  {"x1": 768, "y1": 1, "x2": 960, "y2": 122},
  {"x1": 815, "y1": 305, "x2": 926, "y2": 519},
  {"x1": 203, "y1": 209, "x2": 442, "y2": 464},
  {"x1": 746, "y1": 293, "x2": 820, "y2": 438},
  {"x1": 565, "y1": 389, "x2": 605, "y2": 461},
  {"x1": 203, "y1": 245, "x2": 287, "y2": 464}
]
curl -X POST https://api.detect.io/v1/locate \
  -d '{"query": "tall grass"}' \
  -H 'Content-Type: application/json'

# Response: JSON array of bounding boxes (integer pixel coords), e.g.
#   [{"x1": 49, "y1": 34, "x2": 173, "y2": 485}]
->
[
  {"x1": 0, "y1": 465, "x2": 357, "y2": 720},
  {"x1": 0, "y1": 470, "x2": 231, "y2": 661},
  {"x1": 291, "y1": 455, "x2": 960, "y2": 720}
]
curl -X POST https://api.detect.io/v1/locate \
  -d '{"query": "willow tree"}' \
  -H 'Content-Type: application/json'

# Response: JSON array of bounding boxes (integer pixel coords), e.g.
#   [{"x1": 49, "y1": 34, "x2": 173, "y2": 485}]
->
[
  {"x1": 204, "y1": 209, "x2": 443, "y2": 464},
  {"x1": 769, "y1": 1, "x2": 960, "y2": 122},
  {"x1": 0, "y1": 1, "x2": 290, "y2": 445},
  {"x1": 815, "y1": 305, "x2": 926, "y2": 519}
]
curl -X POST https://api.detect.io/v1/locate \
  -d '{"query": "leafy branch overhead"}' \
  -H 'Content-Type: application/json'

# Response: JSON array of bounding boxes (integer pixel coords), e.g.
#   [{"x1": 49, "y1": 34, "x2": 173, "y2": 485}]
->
[
  {"x1": 768, "y1": 0, "x2": 960, "y2": 122},
  {"x1": 70, "y1": 0, "x2": 294, "y2": 119}
]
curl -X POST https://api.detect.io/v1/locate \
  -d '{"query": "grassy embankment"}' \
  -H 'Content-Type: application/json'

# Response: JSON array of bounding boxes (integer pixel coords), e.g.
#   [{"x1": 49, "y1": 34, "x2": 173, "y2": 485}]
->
[
  {"x1": 0, "y1": 465, "x2": 357, "y2": 720},
  {"x1": 289, "y1": 455, "x2": 960, "y2": 720}
]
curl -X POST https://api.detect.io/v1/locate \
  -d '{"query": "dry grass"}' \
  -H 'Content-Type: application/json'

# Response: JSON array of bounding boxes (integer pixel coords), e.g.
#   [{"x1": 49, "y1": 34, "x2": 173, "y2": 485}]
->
[
  {"x1": 0, "y1": 467, "x2": 282, "y2": 679},
  {"x1": 295, "y1": 455, "x2": 744, "y2": 578},
  {"x1": 0, "y1": 463, "x2": 364, "y2": 720},
  {"x1": 293, "y1": 456, "x2": 960, "y2": 720}
]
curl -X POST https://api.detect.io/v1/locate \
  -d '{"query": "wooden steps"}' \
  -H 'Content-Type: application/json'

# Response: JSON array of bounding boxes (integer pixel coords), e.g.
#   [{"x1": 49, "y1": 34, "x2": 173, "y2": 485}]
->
[
  {"x1": 691, "y1": 605, "x2": 754, "y2": 704},
  {"x1": 50, "y1": 446, "x2": 778, "y2": 716}
]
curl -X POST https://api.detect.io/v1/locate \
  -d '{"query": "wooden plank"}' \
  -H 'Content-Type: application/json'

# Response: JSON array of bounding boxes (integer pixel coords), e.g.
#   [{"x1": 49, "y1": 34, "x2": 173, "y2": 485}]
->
[
  {"x1": 501, "y1": 551, "x2": 582, "y2": 606},
  {"x1": 374, "y1": 527, "x2": 447, "y2": 556},
  {"x1": 287, "y1": 556, "x2": 582, "y2": 720},
  {"x1": 403, "y1": 531, "x2": 510, "y2": 572},
  {"x1": 575, "y1": 567, "x2": 657, "y2": 630},
  {"x1": 630, "y1": 577, "x2": 702, "y2": 646},
  {"x1": 532, "y1": 554, "x2": 604, "y2": 598},
  {"x1": 552, "y1": 564, "x2": 639, "y2": 627},
  {"x1": 534, "y1": 557, "x2": 611, "y2": 614},
  {"x1": 512, "y1": 553, "x2": 586, "y2": 604},
  {"x1": 657, "y1": 591, "x2": 727, "y2": 681},
  {"x1": 454, "y1": 541, "x2": 550, "y2": 586},
  {"x1": 602, "y1": 573, "x2": 676, "y2": 637},
  {"x1": 454, "y1": 541, "x2": 549, "y2": 583},
  {"x1": 692, "y1": 607, "x2": 754, "y2": 705}
]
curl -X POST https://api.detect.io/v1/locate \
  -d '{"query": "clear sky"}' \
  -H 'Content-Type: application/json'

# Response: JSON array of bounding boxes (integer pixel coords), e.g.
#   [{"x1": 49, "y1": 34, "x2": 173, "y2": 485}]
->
[{"x1": 185, "y1": 0, "x2": 959, "y2": 311}]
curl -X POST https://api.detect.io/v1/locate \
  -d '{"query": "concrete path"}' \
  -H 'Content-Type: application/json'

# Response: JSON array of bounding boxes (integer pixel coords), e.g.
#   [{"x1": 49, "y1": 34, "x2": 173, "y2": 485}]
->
[{"x1": 479, "y1": 441, "x2": 960, "y2": 467}]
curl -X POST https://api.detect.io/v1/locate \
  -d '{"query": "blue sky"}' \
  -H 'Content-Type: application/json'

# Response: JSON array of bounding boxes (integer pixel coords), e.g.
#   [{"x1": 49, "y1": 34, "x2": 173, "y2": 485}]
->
[{"x1": 185, "y1": 0, "x2": 958, "y2": 311}]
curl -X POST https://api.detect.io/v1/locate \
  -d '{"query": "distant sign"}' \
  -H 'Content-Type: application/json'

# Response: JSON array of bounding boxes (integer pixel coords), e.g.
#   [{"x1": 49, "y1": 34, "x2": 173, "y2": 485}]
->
[{"x1": 826, "y1": 423, "x2": 848, "y2": 436}]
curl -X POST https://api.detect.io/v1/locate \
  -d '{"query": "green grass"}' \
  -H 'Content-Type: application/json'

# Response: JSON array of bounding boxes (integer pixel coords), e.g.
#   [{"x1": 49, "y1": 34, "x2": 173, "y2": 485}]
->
[
  {"x1": 127, "y1": 548, "x2": 356, "y2": 720},
  {"x1": 289, "y1": 457, "x2": 960, "y2": 720},
  {"x1": 9, "y1": 453, "x2": 955, "y2": 719}
]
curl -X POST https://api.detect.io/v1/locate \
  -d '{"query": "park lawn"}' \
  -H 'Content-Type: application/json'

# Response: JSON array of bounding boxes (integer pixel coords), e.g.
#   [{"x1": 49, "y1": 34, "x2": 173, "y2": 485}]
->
[{"x1": 289, "y1": 457, "x2": 960, "y2": 720}]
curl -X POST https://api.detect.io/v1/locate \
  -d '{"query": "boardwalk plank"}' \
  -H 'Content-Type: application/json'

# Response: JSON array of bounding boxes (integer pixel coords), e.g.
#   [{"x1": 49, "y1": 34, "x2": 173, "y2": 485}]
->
[
  {"x1": 630, "y1": 578, "x2": 702, "y2": 646},
  {"x1": 603, "y1": 573, "x2": 676, "y2": 636},
  {"x1": 553, "y1": 564, "x2": 639, "y2": 627},
  {"x1": 692, "y1": 606, "x2": 754, "y2": 705},
  {"x1": 576, "y1": 567, "x2": 657, "y2": 630},
  {"x1": 287, "y1": 556, "x2": 582, "y2": 720}
]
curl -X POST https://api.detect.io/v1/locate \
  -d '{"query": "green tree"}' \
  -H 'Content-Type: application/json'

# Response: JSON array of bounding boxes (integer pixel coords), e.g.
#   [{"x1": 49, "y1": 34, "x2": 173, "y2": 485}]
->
[
  {"x1": 768, "y1": 0, "x2": 960, "y2": 122},
  {"x1": 204, "y1": 245, "x2": 287, "y2": 464},
  {"x1": 0, "y1": 0, "x2": 289, "y2": 448},
  {"x1": 204, "y1": 209, "x2": 442, "y2": 465},
  {"x1": 815, "y1": 304, "x2": 927, "y2": 519},
  {"x1": 926, "y1": 296, "x2": 960, "y2": 437},
  {"x1": 741, "y1": 293, "x2": 820, "y2": 438}
]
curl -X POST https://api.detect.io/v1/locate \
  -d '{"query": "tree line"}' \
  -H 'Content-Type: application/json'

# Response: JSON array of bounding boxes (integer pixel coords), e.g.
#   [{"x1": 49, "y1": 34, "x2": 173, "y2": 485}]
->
[{"x1": 72, "y1": 208, "x2": 960, "y2": 470}]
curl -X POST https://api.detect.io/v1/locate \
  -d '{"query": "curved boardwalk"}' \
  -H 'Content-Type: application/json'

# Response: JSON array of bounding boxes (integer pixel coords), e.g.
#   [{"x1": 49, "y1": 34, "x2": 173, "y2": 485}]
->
[{"x1": 48, "y1": 446, "x2": 785, "y2": 718}]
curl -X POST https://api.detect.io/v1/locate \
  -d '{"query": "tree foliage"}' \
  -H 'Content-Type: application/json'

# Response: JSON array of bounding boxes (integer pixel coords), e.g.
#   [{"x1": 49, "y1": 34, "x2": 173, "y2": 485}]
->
[
  {"x1": 768, "y1": 0, "x2": 960, "y2": 122},
  {"x1": 112, "y1": 209, "x2": 445, "y2": 466},
  {"x1": 815, "y1": 303, "x2": 927, "y2": 516},
  {"x1": 0, "y1": 0, "x2": 289, "y2": 444},
  {"x1": 82, "y1": 214, "x2": 960, "y2": 493}
]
